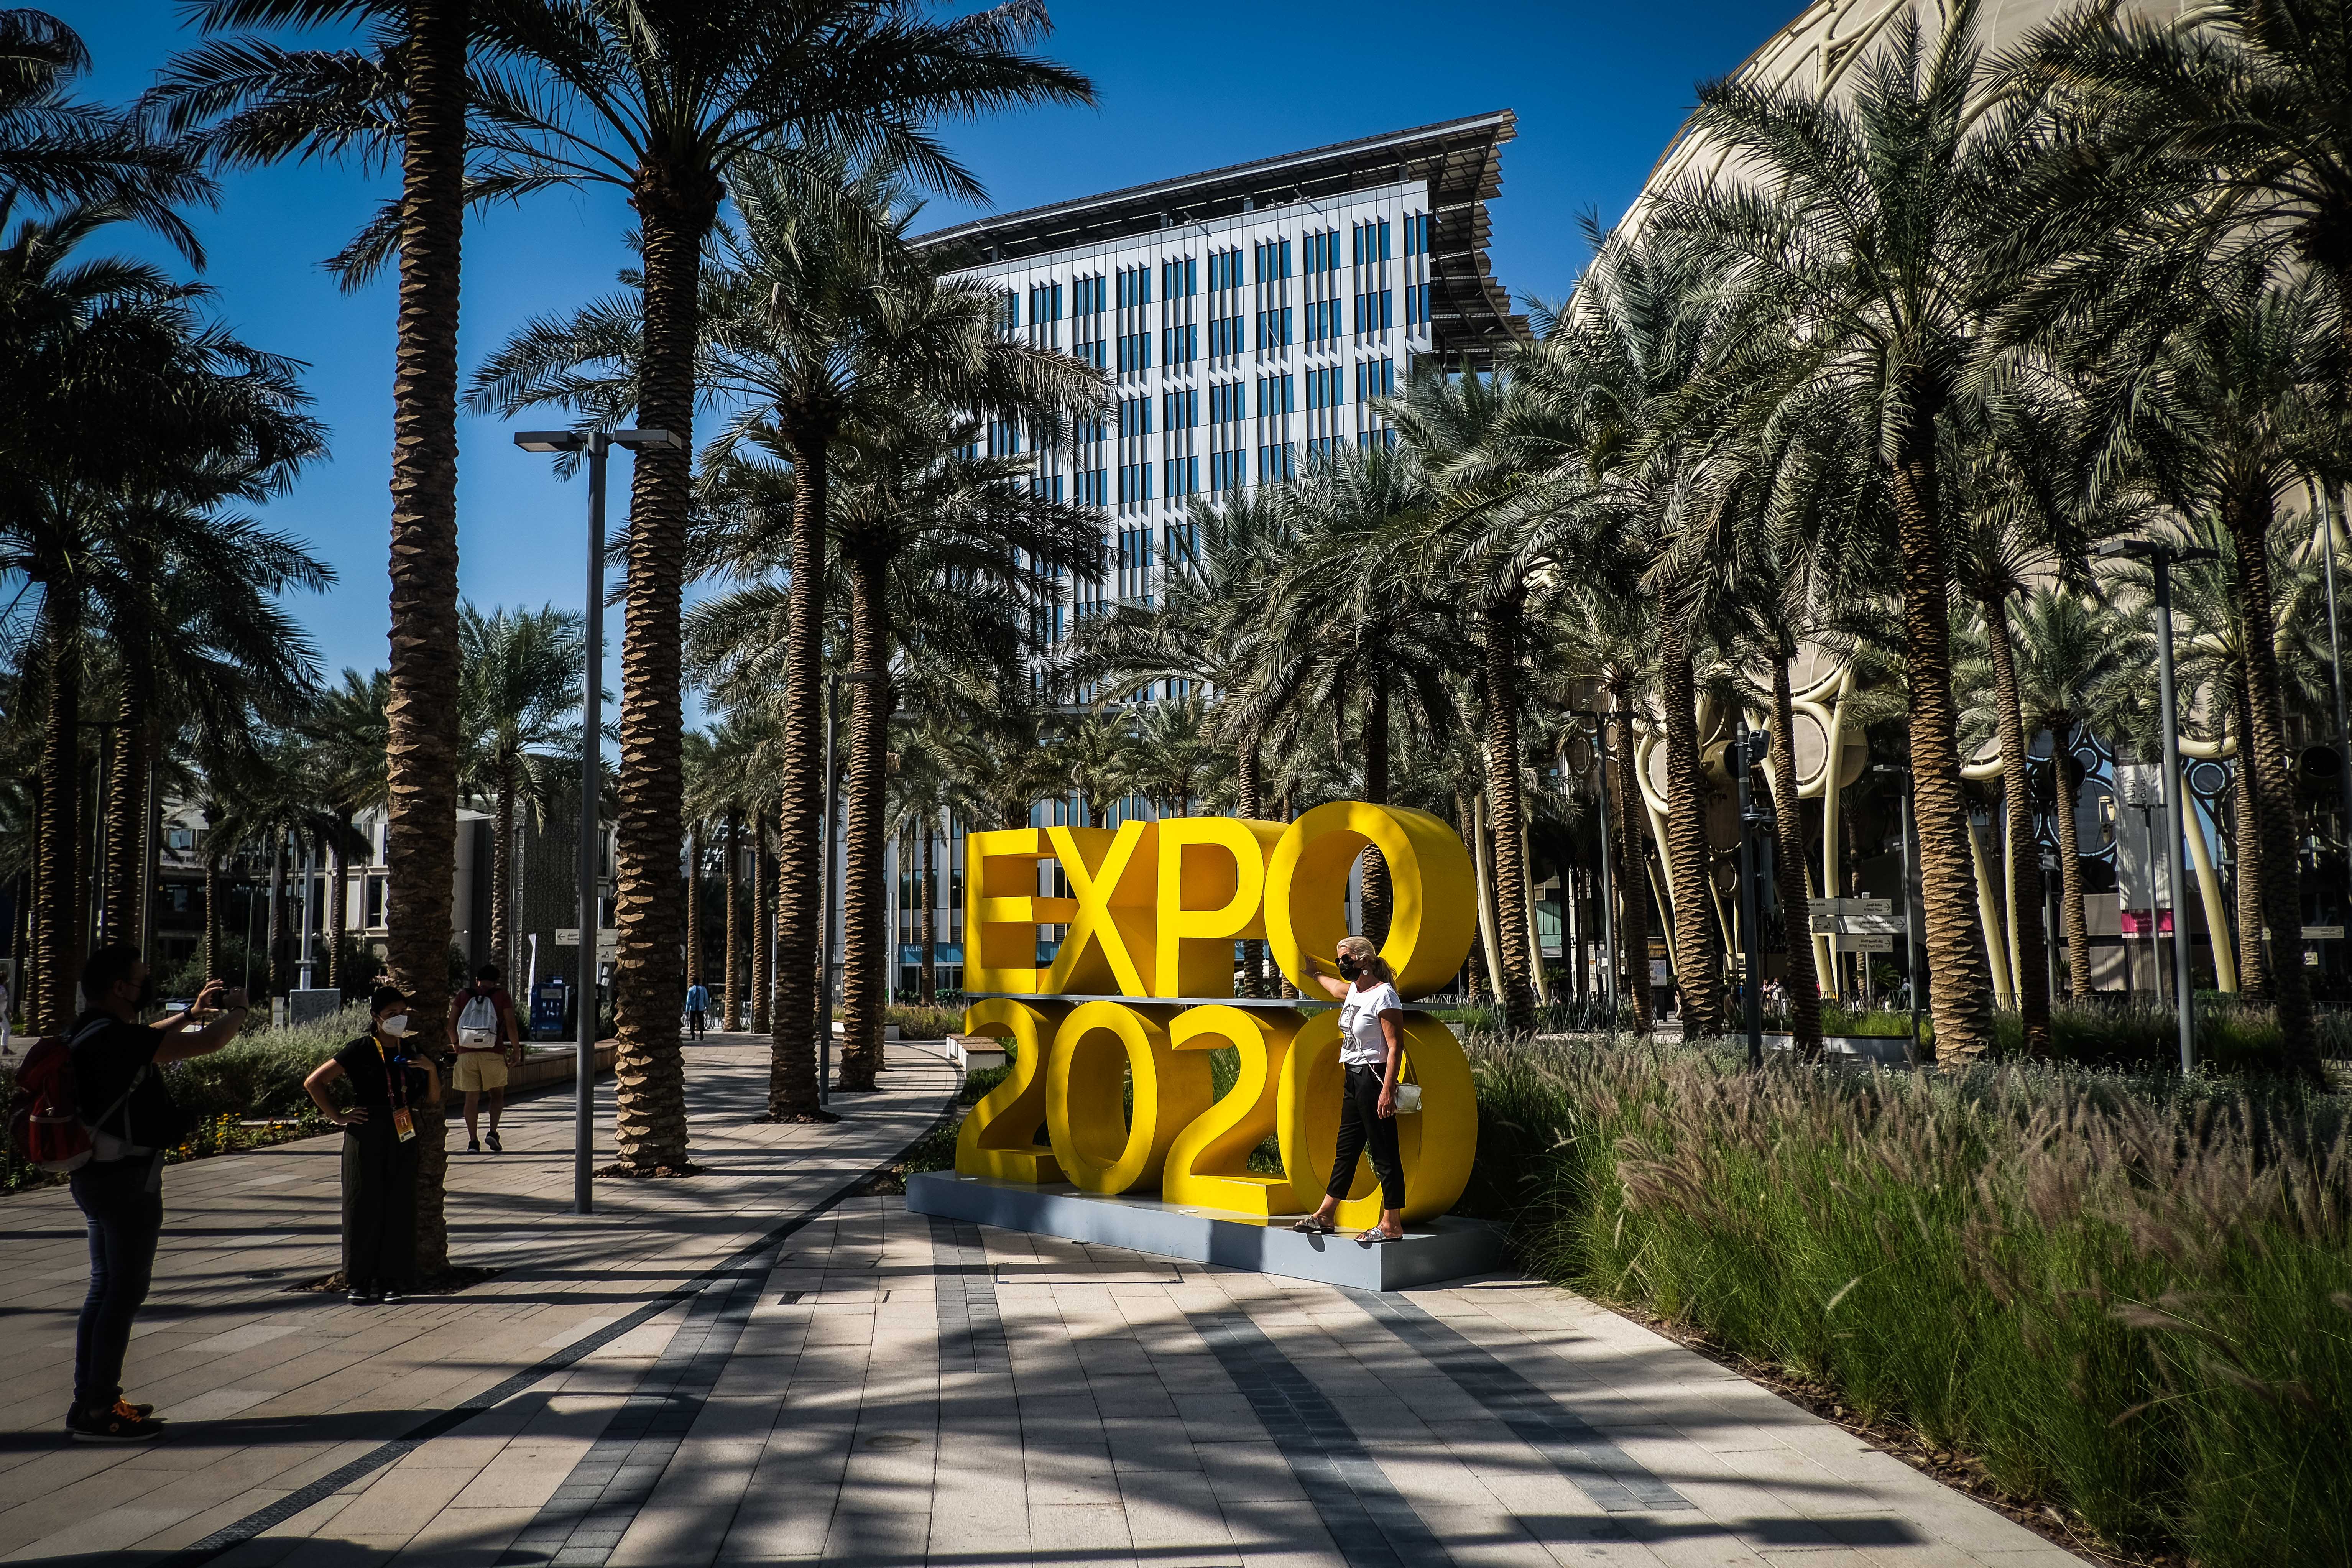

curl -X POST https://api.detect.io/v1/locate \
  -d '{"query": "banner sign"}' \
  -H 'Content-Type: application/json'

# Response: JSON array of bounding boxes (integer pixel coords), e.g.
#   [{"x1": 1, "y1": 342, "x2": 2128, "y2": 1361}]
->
[{"x1": 957, "y1": 802, "x2": 1481, "y2": 1230}]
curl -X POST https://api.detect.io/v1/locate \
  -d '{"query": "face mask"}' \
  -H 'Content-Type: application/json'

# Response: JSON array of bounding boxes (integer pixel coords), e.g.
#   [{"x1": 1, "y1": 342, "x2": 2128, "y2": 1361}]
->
[
  {"x1": 1336, "y1": 954, "x2": 1361, "y2": 980},
  {"x1": 379, "y1": 1013, "x2": 410, "y2": 1039}
]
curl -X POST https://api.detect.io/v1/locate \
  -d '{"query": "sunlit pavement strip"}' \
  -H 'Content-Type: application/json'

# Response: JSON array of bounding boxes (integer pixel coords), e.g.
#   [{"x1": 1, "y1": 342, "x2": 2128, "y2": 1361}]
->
[{"x1": 0, "y1": 1041, "x2": 2090, "y2": 1568}]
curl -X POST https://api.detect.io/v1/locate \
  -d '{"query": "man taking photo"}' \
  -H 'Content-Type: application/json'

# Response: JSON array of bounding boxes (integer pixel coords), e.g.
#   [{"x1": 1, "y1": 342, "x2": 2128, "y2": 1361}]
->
[{"x1": 65, "y1": 946, "x2": 248, "y2": 1442}]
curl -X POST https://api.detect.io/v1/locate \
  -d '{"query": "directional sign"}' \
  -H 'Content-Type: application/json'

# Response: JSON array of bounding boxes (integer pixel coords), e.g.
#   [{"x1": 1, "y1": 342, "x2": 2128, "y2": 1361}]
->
[
  {"x1": 1849, "y1": 933, "x2": 1894, "y2": 953},
  {"x1": 1810, "y1": 912, "x2": 1903, "y2": 935},
  {"x1": 554, "y1": 927, "x2": 619, "y2": 956}
]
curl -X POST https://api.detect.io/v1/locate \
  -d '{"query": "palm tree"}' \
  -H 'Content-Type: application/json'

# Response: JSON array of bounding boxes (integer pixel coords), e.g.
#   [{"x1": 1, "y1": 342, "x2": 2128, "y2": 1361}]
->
[
  {"x1": 1254, "y1": 443, "x2": 1461, "y2": 941},
  {"x1": 306, "y1": 668, "x2": 391, "y2": 989},
  {"x1": 458, "y1": 603, "x2": 583, "y2": 985},
  {"x1": 459, "y1": 3, "x2": 1091, "y2": 1141},
  {"x1": 3, "y1": 10, "x2": 211, "y2": 252},
  {"x1": 1391, "y1": 364, "x2": 1558, "y2": 1033},
  {"x1": 0, "y1": 204, "x2": 320, "y2": 1026},
  {"x1": 1658, "y1": 0, "x2": 2035, "y2": 1058},
  {"x1": 884, "y1": 728, "x2": 953, "y2": 1006},
  {"x1": 2059, "y1": 257, "x2": 2332, "y2": 1074},
  {"x1": 154, "y1": 0, "x2": 480, "y2": 1023}
]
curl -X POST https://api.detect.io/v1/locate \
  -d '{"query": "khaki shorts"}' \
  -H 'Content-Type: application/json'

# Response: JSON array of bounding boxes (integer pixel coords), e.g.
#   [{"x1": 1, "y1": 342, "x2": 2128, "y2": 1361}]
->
[{"x1": 454, "y1": 1050, "x2": 510, "y2": 1093}]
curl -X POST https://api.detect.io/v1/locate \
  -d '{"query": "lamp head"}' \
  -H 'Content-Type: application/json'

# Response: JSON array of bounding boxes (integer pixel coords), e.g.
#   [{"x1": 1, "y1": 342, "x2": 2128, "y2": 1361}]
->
[
  {"x1": 514, "y1": 430, "x2": 587, "y2": 454},
  {"x1": 612, "y1": 428, "x2": 681, "y2": 451}
]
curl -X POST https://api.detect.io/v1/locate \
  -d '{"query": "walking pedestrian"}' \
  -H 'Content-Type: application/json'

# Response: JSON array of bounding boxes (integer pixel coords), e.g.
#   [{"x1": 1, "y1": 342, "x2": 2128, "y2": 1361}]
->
[
  {"x1": 446, "y1": 964, "x2": 521, "y2": 1154},
  {"x1": 63, "y1": 947, "x2": 250, "y2": 1442},
  {"x1": 1291, "y1": 935, "x2": 1408, "y2": 1245},
  {"x1": 304, "y1": 986, "x2": 439, "y2": 1304},
  {"x1": 685, "y1": 976, "x2": 710, "y2": 1042}
]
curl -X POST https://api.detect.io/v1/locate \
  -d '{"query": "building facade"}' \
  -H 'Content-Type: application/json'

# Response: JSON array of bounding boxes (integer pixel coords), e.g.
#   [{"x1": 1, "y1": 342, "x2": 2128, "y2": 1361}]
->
[{"x1": 916, "y1": 111, "x2": 1527, "y2": 641}]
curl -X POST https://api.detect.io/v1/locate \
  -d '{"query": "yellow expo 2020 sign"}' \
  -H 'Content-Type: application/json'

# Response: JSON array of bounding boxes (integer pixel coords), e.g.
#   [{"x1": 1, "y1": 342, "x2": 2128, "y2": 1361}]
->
[{"x1": 954, "y1": 800, "x2": 1480, "y2": 1232}]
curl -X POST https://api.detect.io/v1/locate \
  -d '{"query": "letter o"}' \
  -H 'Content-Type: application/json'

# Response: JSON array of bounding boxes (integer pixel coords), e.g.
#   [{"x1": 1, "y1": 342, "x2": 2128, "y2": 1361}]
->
[
  {"x1": 1263, "y1": 801, "x2": 1477, "y2": 996},
  {"x1": 1045, "y1": 1001, "x2": 1212, "y2": 1195}
]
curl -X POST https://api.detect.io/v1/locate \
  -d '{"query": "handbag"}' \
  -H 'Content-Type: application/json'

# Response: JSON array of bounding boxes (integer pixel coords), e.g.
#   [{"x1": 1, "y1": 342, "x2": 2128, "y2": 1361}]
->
[{"x1": 1391, "y1": 1056, "x2": 1423, "y2": 1116}]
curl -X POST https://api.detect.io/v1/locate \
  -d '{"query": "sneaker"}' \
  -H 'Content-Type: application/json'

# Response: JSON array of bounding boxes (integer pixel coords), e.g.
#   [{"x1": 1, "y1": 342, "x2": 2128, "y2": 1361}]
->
[
  {"x1": 486, "y1": 1131, "x2": 502, "y2": 1154},
  {"x1": 464, "y1": 1139, "x2": 480, "y2": 1154},
  {"x1": 113, "y1": 1399, "x2": 155, "y2": 1420},
  {"x1": 348, "y1": 1283, "x2": 383, "y2": 1305},
  {"x1": 379, "y1": 1285, "x2": 405, "y2": 1304},
  {"x1": 67, "y1": 1403, "x2": 163, "y2": 1443}
]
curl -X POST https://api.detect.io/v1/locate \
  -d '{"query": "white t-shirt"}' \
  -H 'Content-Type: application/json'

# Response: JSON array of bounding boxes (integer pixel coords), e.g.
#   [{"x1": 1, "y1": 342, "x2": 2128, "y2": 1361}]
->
[{"x1": 1337, "y1": 981, "x2": 1402, "y2": 1068}]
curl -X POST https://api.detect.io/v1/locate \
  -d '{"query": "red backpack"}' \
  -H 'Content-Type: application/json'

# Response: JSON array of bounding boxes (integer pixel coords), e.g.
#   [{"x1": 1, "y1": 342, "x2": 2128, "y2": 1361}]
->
[{"x1": 8, "y1": 1019, "x2": 133, "y2": 1174}]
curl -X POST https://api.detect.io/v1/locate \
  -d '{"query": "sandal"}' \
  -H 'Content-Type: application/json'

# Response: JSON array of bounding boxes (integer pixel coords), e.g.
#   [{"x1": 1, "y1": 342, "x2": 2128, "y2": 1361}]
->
[
  {"x1": 1355, "y1": 1229, "x2": 1404, "y2": 1245},
  {"x1": 1291, "y1": 1216, "x2": 1336, "y2": 1234}
]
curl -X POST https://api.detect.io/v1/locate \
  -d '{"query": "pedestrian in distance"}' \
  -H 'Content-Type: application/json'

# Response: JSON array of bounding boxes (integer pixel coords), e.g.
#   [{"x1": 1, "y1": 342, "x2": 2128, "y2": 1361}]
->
[
  {"x1": 1292, "y1": 935, "x2": 1409, "y2": 1245},
  {"x1": 447, "y1": 964, "x2": 521, "y2": 1153},
  {"x1": 62, "y1": 946, "x2": 250, "y2": 1442},
  {"x1": 305, "y1": 986, "x2": 439, "y2": 1304},
  {"x1": 685, "y1": 976, "x2": 710, "y2": 1042}
]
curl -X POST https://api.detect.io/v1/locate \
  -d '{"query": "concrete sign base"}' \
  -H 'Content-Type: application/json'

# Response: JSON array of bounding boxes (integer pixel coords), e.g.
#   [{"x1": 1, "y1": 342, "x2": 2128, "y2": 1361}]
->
[{"x1": 906, "y1": 1170, "x2": 1505, "y2": 1292}]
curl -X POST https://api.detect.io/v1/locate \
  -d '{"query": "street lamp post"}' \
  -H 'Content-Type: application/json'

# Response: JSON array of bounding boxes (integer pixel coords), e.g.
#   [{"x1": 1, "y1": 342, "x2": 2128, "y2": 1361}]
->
[
  {"x1": 514, "y1": 426, "x2": 681, "y2": 1214},
  {"x1": 2321, "y1": 490, "x2": 2352, "y2": 904},
  {"x1": 816, "y1": 668, "x2": 884, "y2": 1108},
  {"x1": 2100, "y1": 538, "x2": 2217, "y2": 1073}
]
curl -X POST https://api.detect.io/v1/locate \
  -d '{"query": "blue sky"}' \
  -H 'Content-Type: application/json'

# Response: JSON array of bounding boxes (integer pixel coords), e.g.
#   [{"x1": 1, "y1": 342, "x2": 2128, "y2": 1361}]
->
[{"x1": 56, "y1": 0, "x2": 1786, "y2": 688}]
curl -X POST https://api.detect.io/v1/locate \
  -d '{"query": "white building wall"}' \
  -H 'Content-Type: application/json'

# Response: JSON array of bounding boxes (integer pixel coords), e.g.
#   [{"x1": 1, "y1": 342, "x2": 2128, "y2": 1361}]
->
[{"x1": 948, "y1": 179, "x2": 1437, "y2": 654}]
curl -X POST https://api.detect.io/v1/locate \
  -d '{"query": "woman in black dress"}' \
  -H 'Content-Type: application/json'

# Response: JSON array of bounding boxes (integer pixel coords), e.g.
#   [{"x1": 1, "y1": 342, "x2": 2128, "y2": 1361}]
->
[{"x1": 303, "y1": 986, "x2": 439, "y2": 1303}]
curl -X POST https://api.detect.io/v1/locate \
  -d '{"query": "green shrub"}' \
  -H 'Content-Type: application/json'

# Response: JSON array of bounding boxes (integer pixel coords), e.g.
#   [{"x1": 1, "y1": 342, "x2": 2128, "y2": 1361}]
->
[
  {"x1": 1468, "y1": 1035, "x2": 2351, "y2": 1567},
  {"x1": 888, "y1": 1002, "x2": 966, "y2": 1040}
]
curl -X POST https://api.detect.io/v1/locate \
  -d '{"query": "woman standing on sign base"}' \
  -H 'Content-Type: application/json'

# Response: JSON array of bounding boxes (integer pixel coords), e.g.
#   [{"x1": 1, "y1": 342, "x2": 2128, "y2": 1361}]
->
[{"x1": 1294, "y1": 935, "x2": 1407, "y2": 1244}]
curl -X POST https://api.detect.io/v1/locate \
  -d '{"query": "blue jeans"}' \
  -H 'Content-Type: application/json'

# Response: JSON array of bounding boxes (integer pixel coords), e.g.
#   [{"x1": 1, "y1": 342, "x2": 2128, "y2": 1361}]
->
[{"x1": 68, "y1": 1157, "x2": 163, "y2": 1411}]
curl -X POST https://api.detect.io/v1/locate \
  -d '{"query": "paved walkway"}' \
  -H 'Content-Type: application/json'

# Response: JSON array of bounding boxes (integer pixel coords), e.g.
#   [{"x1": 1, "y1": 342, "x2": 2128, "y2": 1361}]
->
[{"x1": 0, "y1": 1036, "x2": 2081, "y2": 1568}]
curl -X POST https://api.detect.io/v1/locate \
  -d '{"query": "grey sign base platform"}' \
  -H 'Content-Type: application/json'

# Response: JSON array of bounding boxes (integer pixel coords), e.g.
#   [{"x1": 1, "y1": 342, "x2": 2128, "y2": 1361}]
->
[{"x1": 905, "y1": 1170, "x2": 1505, "y2": 1291}]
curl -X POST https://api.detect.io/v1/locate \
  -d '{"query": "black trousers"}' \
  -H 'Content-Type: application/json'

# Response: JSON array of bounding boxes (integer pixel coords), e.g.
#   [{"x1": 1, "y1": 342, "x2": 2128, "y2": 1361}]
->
[
  {"x1": 688, "y1": 1009, "x2": 706, "y2": 1039},
  {"x1": 1326, "y1": 1063, "x2": 1405, "y2": 1211},
  {"x1": 342, "y1": 1126, "x2": 419, "y2": 1288},
  {"x1": 68, "y1": 1157, "x2": 163, "y2": 1410}
]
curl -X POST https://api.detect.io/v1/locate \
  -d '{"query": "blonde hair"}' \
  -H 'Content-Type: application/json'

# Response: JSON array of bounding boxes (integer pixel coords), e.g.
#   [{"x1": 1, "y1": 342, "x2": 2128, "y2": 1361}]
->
[{"x1": 1336, "y1": 935, "x2": 1394, "y2": 984}]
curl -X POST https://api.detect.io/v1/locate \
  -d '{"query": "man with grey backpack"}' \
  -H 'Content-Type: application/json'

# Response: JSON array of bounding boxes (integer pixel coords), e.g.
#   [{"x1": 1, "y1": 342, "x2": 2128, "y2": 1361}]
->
[
  {"x1": 446, "y1": 964, "x2": 521, "y2": 1154},
  {"x1": 59, "y1": 947, "x2": 248, "y2": 1441}
]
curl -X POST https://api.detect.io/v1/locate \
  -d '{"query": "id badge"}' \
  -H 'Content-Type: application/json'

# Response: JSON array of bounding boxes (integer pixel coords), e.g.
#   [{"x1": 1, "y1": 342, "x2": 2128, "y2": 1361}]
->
[{"x1": 391, "y1": 1108, "x2": 416, "y2": 1143}]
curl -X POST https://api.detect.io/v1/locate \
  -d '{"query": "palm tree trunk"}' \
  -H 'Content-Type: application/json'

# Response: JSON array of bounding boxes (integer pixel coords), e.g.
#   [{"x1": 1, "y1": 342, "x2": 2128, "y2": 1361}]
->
[
  {"x1": 1361, "y1": 677, "x2": 1392, "y2": 944},
  {"x1": 267, "y1": 834, "x2": 286, "y2": 998},
  {"x1": 1657, "y1": 621, "x2": 1721, "y2": 1036},
  {"x1": 770, "y1": 427, "x2": 831, "y2": 1119},
  {"x1": 723, "y1": 807, "x2": 740, "y2": 1030},
  {"x1": 751, "y1": 806, "x2": 772, "y2": 1036},
  {"x1": 33, "y1": 612, "x2": 79, "y2": 1032},
  {"x1": 101, "y1": 688, "x2": 145, "y2": 950},
  {"x1": 1237, "y1": 734, "x2": 1265, "y2": 996},
  {"x1": 1983, "y1": 596, "x2": 2051, "y2": 1055},
  {"x1": 2224, "y1": 489, "x2": 2316, "y2": 1075},
  {"x1": 685, "y1": 818, "x2": 703, "y2": 1001},
  {"x1": 1605, "y1": 697, "x2": 1655, "y2": 1035},
  {"x1": 1890, "y1": 406, "x2": 1994, "y2": 1060},
  {"x1": 1767, "y1": 656, "x2": 1820, "y2": 1054},
  {"x1": 603, "y1": 169, "x2": 715, "y2": 1167},
  {"x1": 1481, "y1": 594, "x2": 1536, "y2": 1032},
  {"x1": 381, "y1": 0, "x2": 468, "y2": 1271},
  {"x1": 203, "y1": 860, "x2": 223, "y2": 983},
  {"x1": 2232, "y1": 685, "x2": 2268, "y2": 998},
  {"x1": 491, "y1": 766, "x2": 515, "y2": 994},
  {"x1": 2050, "y1": 725, "x2": 2095, "y2": 998},
  {"x1": 839, "y1": 548, "x2": 891, "y2": 1092}
]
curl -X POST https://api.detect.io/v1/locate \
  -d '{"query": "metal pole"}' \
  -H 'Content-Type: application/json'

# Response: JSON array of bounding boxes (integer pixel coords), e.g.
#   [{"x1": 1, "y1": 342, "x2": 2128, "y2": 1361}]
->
[
  {"x1": 816, "y1": 672, "x2": 837, "y2": 1108},
  {"x1": 574, "y1": 432, "x2": 606, "y2": 1215},
  {"x1": 2154, "y1": 555, "x2": 2197, "y2": 1073},
  {"x1": 1736, "y1": 720, "x2": 1765, "y2": 1068},
  {"x1": 1585, "y1": 714, "x2": 1618, "y2": 1017}
]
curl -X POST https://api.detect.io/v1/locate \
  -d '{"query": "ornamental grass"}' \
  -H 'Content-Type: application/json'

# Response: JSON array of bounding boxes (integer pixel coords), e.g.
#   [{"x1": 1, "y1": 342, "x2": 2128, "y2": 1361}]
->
[{"x1": 1463, "y1": 1037, "x2": 2351, "y2": 1567}]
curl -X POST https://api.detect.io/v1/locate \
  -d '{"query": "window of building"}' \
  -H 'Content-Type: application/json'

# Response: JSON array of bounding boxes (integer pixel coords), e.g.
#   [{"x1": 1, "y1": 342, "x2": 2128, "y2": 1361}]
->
[
  {"x1": 1161, "y1": 322, "x2": 1196, "y2": 366},
  {"x1": 1162, "y1": 387, "x2": 1197, "y2": 429},
  {"x1": 1404, "y1": 282, "x2": 1432, "y2": 327},
  {"x1": 1164, "y1": 454, "x2": 1199, "y2": 498},
  {"x1": 1256, "y1": 373, "x2": 1293, "y2": 416},
  {"x1": 1352, "y1": 219, "x2": 1392, "y2": 265},
  {"x1": 1356, "y1": 357, "x2": 1395, "y2": 401},
  {"x1": 1305, "y1": 365, "x2": 1343, "y2": 411},
  {"x1": 1160, "y1": 255, "x2": 1196, "y2": 298},
  {"x1": 364, "y1": 874, "x2": 387, "y2": 928},
  {"x1": 1254, "y1": 306, "x2": 1292, "y2": 351},
  {"x1": 1257, "y1": 444, "x2": 1295, "y2": 483},
  {"x1": 1252, "y1": 238, "x2": 1292, "y2": 282}
]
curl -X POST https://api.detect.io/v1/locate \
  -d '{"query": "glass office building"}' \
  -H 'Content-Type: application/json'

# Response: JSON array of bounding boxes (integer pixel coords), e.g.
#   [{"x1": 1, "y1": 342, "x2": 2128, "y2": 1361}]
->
[{"x1": 915, "y1": 111, "x2": 1528, "y2": 638}]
